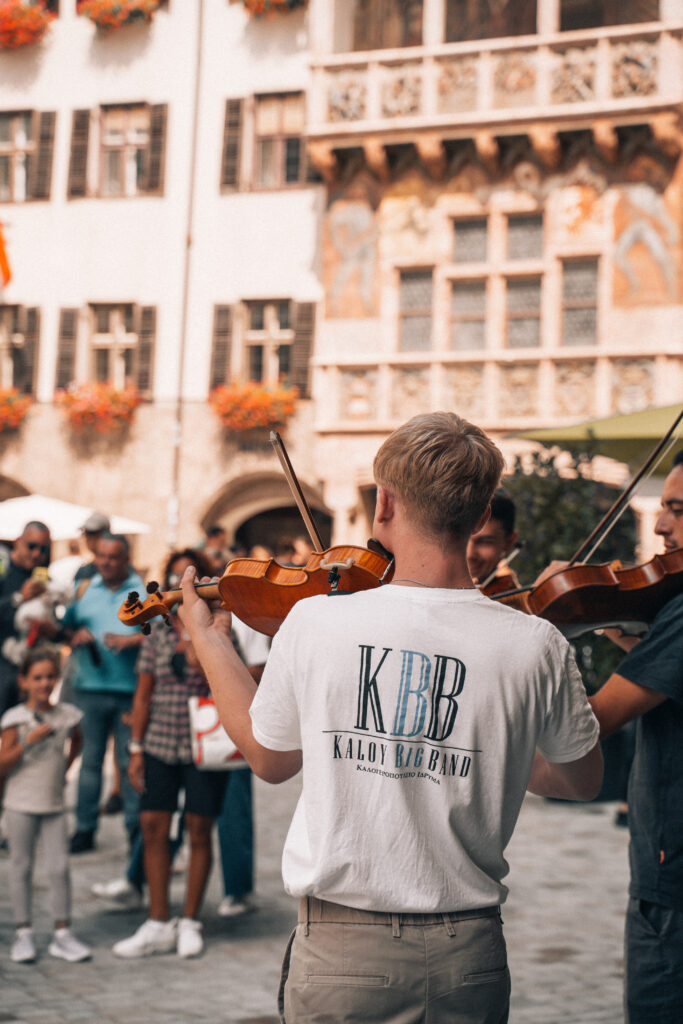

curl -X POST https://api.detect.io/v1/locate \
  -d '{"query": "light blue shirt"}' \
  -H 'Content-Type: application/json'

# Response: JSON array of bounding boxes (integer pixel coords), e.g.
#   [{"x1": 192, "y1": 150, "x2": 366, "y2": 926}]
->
[{"x1": 62, "y1": 569, "x2": 144, "y2": 694}]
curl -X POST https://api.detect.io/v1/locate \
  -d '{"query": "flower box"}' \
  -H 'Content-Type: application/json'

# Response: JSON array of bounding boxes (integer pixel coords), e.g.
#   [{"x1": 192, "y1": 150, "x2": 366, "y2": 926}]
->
[
  {"x1": 0, "y1": 1, "x2": 54, "y2": 50},
  {"x1": 209, "y1": 381, "x2": 298, "y2": 434},
  {"x1": 76, "y1": 0, "x2": 160, "y2": 30},
  {"x1": 56, "y1": 381, "x2": 141, "y2": 433},
  {"x1": 0, "y1": 388, "x2": 31, "y2": 431},
  {"x1": 241, "y1": 0, "x2": 306, "y2": 17}
]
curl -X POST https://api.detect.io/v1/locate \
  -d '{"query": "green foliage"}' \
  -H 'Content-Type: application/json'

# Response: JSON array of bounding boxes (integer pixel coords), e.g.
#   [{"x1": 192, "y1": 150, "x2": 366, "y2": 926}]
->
[{"x1": 505, "y1": 448, "x2": 637, "y2": 693}]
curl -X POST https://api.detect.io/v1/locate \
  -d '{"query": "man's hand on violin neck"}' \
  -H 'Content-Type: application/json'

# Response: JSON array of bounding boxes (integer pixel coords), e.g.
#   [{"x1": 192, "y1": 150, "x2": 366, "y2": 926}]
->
[{"x1": 179, "y1": 567, "x2": 230, "y2": 636}]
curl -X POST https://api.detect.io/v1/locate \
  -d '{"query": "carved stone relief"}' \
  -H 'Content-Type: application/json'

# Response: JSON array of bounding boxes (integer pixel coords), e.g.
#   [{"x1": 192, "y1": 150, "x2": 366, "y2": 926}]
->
[
  {"x1": 555, "y1": 362, "x2": 595, "y2": 418},
  {"x1": 552, "y1": 48, "x2": 596, "y2": 104},
  {"x1": 611, "y1": 40, "x2": 657, "y2": 98},
  {"x1": 340, "y1": 370, "x2": 378, "y2": 420},
  {"x1": 442, "y1": 365, "x2": 484, "y2": 419},
  {"x1": 390, "y1": 367, "x2": 430, "y2": 419},
  {"x1": 498, "y1": 363, "x2": 539, "y2": 418},
  {"x1": 493, "y1": 53, "x2": 536, "y2": 108},
  {"x1": 437, "y1": 58, "x2": 477, "y2": 113},
  {"x1": 328, "y1": 76, "x2": 367, "y2": 122},
  {"x1": 612, "y1": 360, "x2": 654, "y2": 414},
  {"x1": 382, "y1": 70, "x2": 422, "y2": 118}
]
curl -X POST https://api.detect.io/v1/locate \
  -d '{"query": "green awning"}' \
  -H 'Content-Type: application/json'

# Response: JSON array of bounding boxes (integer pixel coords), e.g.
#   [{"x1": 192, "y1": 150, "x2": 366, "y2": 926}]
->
[{"x1": 511, "y1": 404, "x2": 683, "y2": 474}]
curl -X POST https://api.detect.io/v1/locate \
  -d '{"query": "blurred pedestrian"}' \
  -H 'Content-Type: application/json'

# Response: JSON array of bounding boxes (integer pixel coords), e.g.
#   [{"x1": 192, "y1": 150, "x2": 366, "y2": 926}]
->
[{"x1": 0, "y1": 645, "x2": 91, "y2": 963}]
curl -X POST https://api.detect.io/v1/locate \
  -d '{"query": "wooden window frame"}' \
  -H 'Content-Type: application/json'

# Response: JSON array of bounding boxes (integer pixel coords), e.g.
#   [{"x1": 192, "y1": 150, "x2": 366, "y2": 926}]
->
[
  {"x1": 450, "y1": 278, "x2": 487, "y2": 351},
  {"x1": 505, "y1": 274, "x2": 542, "y2": 349},
  {"x1": 0, "y1": 112, "x2": 37, "y2": 203},
  {"x1": 0, "y1": 304, "x2": 40, "y2": 395},
  {"x1": 242, "y1": 299, "x2": 295, "y2": 384},
  {"x1": 86, "y1": 303, "x2": 155, "y2": 395},
  {"x1": 398, "y1": 267, "x2": 434, "y2": 353},
  {"x1": 252, "y1": 93, "x2": 308, "y2": 191}
]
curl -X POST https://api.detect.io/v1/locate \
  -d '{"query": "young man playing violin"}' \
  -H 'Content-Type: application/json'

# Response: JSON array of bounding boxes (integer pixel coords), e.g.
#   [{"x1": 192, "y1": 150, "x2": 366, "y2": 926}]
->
[
  {"x1": 587, "y1": 450, "x2": 683, "y2": 1024},
  {"x1": 179, "y1": 411, "x2": 602, "y2": 1024},
  {"x1": 466, "y1": 487, "x2": 519, "y2": 590}
]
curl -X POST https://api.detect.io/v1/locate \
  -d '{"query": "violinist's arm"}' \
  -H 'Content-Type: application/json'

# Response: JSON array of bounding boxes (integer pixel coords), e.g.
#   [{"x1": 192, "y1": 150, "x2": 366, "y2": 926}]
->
[
  {"x1": 179, "y1": 568, "x2": 301, "y2": 784},
  {"x1": 589, "y1": 672, "x2": 666, "y2": 740},
  {"x1": 527, "y1": 741, "x2": 603, "y2": 801}
]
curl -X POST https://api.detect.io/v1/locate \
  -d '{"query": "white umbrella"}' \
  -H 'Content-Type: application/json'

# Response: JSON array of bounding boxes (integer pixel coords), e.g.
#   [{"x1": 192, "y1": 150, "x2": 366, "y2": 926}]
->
[{"x1": 0, "y1": 495, "x2": 150, "y2": 542}]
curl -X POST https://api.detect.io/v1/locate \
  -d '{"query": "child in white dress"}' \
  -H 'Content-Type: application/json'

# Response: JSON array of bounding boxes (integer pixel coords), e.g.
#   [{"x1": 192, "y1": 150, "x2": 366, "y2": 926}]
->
[{"x1": 0, "y1": 645, "x2": 91, "y2": 963}]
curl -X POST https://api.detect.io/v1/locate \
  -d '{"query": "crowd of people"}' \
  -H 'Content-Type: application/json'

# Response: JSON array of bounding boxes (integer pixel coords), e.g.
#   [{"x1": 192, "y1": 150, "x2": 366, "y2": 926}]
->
[{"x1": 0, "y1": 418, "x2": 681, "y2": 1024}]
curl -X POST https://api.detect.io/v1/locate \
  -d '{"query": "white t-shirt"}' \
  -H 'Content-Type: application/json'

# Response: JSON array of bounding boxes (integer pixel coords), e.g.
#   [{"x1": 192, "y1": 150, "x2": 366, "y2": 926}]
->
[
  {"x1": 0, "y1": 701, "x2": 82, "y2": 814},
  {"x1": 232, "y1": 615, "x2": 270, "y2": 669},
  {"x1": 250, "y1": 585, "x2": 599, "y2": 913}
]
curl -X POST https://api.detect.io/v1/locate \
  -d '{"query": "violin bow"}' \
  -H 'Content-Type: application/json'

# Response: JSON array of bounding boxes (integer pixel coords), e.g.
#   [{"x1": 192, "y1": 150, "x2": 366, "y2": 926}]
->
[
  {"x1": 568, "y1": 405, "x2": 683, "y2": 566},
  {"x1": 479, "y1": 542, "x2": 523, "y2": 591},
  {"x1": 269, "y1": 431, "x2": 324, "y2": 553}
]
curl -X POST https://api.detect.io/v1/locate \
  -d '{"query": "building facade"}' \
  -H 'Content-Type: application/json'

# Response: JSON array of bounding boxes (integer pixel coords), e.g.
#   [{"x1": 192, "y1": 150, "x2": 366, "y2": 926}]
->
[{"x1": 1, "y1": 0, "x2": 682, "y2": 573}]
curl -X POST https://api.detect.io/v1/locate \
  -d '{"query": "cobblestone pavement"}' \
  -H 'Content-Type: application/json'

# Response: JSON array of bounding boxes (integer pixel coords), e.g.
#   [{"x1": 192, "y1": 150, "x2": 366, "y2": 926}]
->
[{"x1": 0, "y1": 774, "x2": 629, "y2": 1024}]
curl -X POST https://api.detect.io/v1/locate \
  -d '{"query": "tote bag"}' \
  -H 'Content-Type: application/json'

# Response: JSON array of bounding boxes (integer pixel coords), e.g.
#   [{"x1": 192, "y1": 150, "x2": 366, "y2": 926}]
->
[{"x1": 187, "y1": 695, "x2": 247, "y2": 770}]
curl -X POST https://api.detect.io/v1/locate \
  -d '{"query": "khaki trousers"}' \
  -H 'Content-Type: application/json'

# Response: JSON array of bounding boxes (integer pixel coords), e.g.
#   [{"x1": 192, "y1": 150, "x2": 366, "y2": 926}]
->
[{"x1": 278, "y1": 896, "x2": 510, "y2": 1024}]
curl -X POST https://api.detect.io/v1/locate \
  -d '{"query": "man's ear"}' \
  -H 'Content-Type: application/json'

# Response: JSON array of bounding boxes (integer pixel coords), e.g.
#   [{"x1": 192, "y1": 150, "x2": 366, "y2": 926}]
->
[{"x1": 375, "y1": 486, "x2": 395, "y2": 525}]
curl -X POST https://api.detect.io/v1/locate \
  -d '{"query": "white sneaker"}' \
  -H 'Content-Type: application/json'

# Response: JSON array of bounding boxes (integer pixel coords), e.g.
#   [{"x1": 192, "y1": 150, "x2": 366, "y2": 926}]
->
[
  {"x1": 177, "y1": 917, "x2": 203, "y2": 958},
  {"x1": 91, "y1": 877, "x2": 144, "y2": 910},
  {"x1": 217, "y1": 894, "x2": 255, "y2": 918},
  {"x1": 11, "y1": 927, "x2": 36, "y2": 963},
  {"x1": 113, "y1": 918, "x2": 177, "y2": 959},
  {"x1": 48, "y1": 928, "x2": 91, "y2": 963}
]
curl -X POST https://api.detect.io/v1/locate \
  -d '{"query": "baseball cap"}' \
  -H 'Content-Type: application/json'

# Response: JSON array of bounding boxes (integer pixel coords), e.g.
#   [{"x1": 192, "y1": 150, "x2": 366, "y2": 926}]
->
[{"x1": 81, "y1": 512, "x2": 111, "y2": 533}]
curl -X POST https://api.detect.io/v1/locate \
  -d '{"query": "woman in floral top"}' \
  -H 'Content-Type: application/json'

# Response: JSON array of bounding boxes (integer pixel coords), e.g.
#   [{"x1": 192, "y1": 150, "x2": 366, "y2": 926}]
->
[{"x1": 113, "y1": 548, "x2": 230, "y2": 961}]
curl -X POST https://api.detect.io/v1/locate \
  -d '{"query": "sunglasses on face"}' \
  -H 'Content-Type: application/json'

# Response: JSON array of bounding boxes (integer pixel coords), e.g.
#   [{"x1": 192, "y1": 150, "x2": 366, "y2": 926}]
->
[{"x1": 26, "y1": 542, "x2": 50, "y2": 555}]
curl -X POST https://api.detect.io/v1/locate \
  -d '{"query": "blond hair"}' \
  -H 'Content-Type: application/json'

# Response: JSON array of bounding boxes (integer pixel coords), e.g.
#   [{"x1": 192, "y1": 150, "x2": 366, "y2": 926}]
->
[{"x1": 373, "y1": 412, "x2": 504, "y2": 542}]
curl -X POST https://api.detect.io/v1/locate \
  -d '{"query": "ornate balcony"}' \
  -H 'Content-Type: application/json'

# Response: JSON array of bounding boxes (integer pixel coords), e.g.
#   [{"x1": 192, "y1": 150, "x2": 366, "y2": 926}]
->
[{"x1": 307, "y1": 23, "x2": 683, "y2": 176}]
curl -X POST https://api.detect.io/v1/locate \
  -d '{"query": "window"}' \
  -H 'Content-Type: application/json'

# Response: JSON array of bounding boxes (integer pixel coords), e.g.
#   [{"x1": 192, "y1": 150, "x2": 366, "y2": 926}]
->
[
  {"x1": 244, "y1": 300, "x2": 295, "y2": 383},
  {"x1": 507, "y1": 214, "x2": 543, "y2": 260},
  {"x1": 446, "y1": 0, "x2": 537, "y2": 42},
  {"x1": 560, "y1": 0, "x2": 658, "y2": 31},
  {"x1": 101, "y1": 107, "x2": 151, "y2": 197},
  {"x1": 0, "y1": 305, "x2": 40, "y2": 394},
  {"x1": 0, "y1": 111, "x2": 55, "y2": 203},
  {"x1": 352, "y1": 0, "x2": 423, "y2": 52},
  {"x1": 506, "y1": 277, "x2": 541, "y2": 347},
  {"x1": 454, "y1": 219, "x2": 487, "y2": 263},
  {"x1": 67, "y1": 104, "x2": 167, "y2": 199},
  {"x1": 254, "y1": 94, "x2": 307, "y2": 189},
  {"x1": 399, "y1": 269, "x2": 432, "y2": 351},
  {"x1": 451, "y1": 281, "x2": 486, "y2": 350},
  {"x1": 562, "y1": 259, "x2": 598, "y2": 346},
  {"x1": 88, "y1": 304, "x2": 156, "y2": 392}
]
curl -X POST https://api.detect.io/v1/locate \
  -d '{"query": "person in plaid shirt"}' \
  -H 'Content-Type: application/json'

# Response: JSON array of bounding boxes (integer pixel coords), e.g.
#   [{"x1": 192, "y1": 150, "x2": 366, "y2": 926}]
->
[{"x1": 112, "y1": 548, "x2": 230, "y2": 961}]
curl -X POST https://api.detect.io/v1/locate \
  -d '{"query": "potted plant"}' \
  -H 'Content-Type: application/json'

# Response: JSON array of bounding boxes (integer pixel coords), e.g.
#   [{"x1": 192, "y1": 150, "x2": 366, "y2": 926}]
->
[
  {"x1": 241, "y1": 0, "x2": 306, "y2": 17},
  {"x1": 76, "y1": 0, "x2": 160, "y2": 30},
  {"x1": 0, "y1": 1, "x2": 54, "y2": 50},
  {"x1": 55, "y1": 381, "x2": 141, "y2": 434},
  {"x1": 209, "y1": 380, "x2": 298, "y2": 446},
  {"x1": 0, "y1": 388, "x2": 31, "y2": 431}
]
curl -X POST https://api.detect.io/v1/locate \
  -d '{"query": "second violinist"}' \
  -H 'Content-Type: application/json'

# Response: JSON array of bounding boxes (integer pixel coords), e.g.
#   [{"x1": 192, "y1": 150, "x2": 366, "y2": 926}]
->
[{"x1": 467, "y1": 487, "x2": 520, "y2": 593}]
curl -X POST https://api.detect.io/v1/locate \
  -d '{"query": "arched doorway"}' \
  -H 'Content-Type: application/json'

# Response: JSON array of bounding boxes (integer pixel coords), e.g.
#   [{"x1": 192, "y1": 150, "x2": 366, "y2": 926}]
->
[{"x1": 200, "y1": 471, "x2": 332, "y2": 555}]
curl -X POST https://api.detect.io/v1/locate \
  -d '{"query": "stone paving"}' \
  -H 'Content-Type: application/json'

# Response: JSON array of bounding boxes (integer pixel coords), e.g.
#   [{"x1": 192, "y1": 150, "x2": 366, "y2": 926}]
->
[{"x1": 0, "y1": 773, "x2": 629, "y2": 1024}]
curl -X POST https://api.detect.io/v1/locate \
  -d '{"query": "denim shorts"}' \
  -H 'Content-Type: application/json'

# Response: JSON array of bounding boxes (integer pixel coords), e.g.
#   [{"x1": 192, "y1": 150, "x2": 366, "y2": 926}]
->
[{"x1": 278, "y1": 896, "x2": 510, "y2": 1024}]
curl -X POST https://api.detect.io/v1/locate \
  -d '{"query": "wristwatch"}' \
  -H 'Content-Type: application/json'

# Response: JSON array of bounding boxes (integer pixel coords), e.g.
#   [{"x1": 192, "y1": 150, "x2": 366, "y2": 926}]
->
[{"x1": 127, "y1": 740, "x2": 144, "y2": 755}]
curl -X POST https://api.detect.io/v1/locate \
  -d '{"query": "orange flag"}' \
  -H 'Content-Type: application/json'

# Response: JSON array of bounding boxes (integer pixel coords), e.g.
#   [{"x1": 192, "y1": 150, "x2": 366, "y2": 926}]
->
[{"x1": 0, "y1": 221, "x2": 11, "y2": 288}]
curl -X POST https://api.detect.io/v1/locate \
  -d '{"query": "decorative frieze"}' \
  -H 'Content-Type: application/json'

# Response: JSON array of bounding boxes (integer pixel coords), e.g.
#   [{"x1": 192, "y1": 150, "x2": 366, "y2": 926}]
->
[
  {"x1": 552, "y1": 48, "x2": 597, "y2": 104},
  {"x1": 382, "y1": 71, "x2": 421, "y2": 118},
  {"x1": 328, "y1": 77, "x2": 367, "y2": 123},
  {"x1": 612, "y1": 360, "x2": 654, "y2": 414},
  {"x1": 443, "y1": 365, "x2": 485, "y2": 419},
  {"x1": 611, "y1": 40, "x2": 657, "y2": 98},
  {"x1": 340, "y1": 370, "x2": 377, "y2": 420},
  {"x1": 493, "y1": 53, "x2": 536, "y2": 108},
  {"x1": 390, "y1": 367, "x2": 430, "y2": 419},
  {"x1": 437, "y1": 58, "x2": 477, "y2": 113},
  {"x1": 555, "y1": 362, "x2": 595, "y2": 418},
  {"x1": 498, "y1": 363, "x2": 539, "y2": 418}
]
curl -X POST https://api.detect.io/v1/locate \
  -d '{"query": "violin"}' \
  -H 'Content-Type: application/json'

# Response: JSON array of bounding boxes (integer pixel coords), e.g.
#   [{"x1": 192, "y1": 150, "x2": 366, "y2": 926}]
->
[{"x1": 118, "y1": 543, "x2": 395, "y2": 637}]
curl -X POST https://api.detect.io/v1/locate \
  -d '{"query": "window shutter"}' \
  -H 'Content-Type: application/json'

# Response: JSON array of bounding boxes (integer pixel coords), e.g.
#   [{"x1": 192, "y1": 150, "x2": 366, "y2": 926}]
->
[
  {"x1": 209, "y1": 305, "x2": 232, "y2": 389},
  {"x1": 136, "y1": 306, "x2": 156, "y2": 393},
  {"x1": 146, "y1": 104, "x2": 168, "y2": 194},
  {"x1": 220, "y1": 99, "x2": 243, "y2": 190},
  {"x1": 56, "y1": 308, "x2": 78, "y2": 389},
  {"x1": 28, "y1": 112, "x2": 56, "y2": 201},
  {"x1": 17, "y1": 307, "x2": 40, "y2": 395},
  {"x1": 290, "y1": 302, "x2": 314, "y2": 398},
  {"x1": 67, "y1": 110, "x2": 90, "y2": 199}
]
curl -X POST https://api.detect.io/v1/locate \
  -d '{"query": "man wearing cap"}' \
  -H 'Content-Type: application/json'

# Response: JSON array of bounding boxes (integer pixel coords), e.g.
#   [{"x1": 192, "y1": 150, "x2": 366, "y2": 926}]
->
[
  {"x1": 62, "y1": 533, "x2": 143, "y2": 853},
  {"x1": 0, "y1": 521, "x2": 52, "y2": 716},
  {"x1": 74, "y1": 512, "x2": 111, "y2": 588}
]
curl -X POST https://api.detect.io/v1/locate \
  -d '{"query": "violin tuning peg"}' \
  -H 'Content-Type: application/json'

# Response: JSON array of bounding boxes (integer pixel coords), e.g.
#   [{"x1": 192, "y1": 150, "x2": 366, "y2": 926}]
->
[
  {"x1": 127, "y1": 590, "x2": 140, "y2": 604},
  {"x1": 146, "y1": 580, "x2": 160, "y2": 594},
  {"x1": 141, "y1": 623, "x2": 151, "y2": 636},
  {"x1": 162, "y1": 615, "x2": 171, "y2": 628}
]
